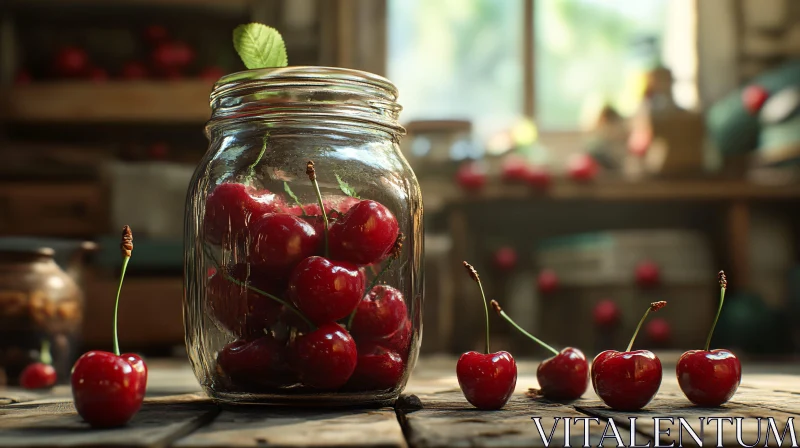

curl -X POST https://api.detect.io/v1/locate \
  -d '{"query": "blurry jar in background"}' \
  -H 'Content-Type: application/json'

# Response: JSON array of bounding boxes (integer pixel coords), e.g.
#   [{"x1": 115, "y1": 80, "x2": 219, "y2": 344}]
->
[
  {"x1": 0, "y1": 248, "x2": 84, "y2": 385},
  {"x1": 184, "y1": 66, "x2": 423, "y2": 405}
]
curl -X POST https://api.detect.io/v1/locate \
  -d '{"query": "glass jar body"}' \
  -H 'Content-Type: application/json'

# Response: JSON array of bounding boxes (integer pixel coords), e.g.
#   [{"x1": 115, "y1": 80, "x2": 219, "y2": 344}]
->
[{"x1": 184, "y1": 91, "x2": 422, "y2": 405}]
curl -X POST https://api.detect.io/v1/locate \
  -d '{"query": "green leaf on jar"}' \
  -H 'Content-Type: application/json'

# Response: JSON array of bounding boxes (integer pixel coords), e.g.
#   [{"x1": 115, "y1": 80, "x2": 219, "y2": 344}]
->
[
  {"x1": 233, "y1": 23, "x2": 288, "y2": 70},
  {"x1": 335, "y1": 173, "x2": 361, "y2": 199}
]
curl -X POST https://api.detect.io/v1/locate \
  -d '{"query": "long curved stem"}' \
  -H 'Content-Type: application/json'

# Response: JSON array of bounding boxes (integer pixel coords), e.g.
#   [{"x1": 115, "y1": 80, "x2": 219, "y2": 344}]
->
[
  {"x1": 477, "y1": 281, "x2": 490, "y2": 355},
  {"x1": 223, "y1": 274, "x2": 315, "y2": 330},
  {"x1": 113, "y1": 256, "x2": 130, "y2": 356},
  {"x1": 627, "y1": 308, "x2": 651, "y2": 352},
  {"x1": 494, "y1": 304, "x2": 559, "y2": 356},
  {"x1": 307, "y1": 162, "x2": 329, "y2": 257},
  {"x1": 705, "y1": 286, "x2": 726, "y2": 351}
]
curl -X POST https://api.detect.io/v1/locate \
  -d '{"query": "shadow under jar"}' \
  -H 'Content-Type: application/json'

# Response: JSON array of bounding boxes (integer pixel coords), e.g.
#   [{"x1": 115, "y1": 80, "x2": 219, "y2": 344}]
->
[{"x1": 184, "y1": 67, "x2": 423, "y2": 406}]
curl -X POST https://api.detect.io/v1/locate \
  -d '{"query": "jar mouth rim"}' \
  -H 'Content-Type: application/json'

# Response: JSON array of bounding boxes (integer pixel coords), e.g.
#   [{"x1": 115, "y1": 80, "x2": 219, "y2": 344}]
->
[{"x1": 212, "y1": 66, "x2": 399, "y2": 102}]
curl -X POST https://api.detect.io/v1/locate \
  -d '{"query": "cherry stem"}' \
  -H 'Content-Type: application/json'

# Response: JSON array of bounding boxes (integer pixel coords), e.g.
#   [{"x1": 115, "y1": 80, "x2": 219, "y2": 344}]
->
[
  {"x1": 223, "y1": 274, "x2": 316, "y2": 330},
  {"x1": 39, "y1": 339, "x2": 52, "y2": 365},
  {"x1": 113, "y1": 256, "x2": 129, "y2": 357},
  {"x1": 346, "y1": 258, "x2": 394, "y2": 329},
  {"x1": 248, "y1": 132, "x2": 269, "y2": 173},
  {"x1": 626, "y1": 305, "x2": 656, "y2": 352},
  {"x1": 492, "y1": 301, "x2": 559, "y2": 356},
  {"x1": 705, "y1": 285, "x2": 726, "y2": 351},
  {"x1": 307, "y1": 161, "x2": 329, "y2": 257},
  {"x1": 464, "y1": 261, "x2": 490, "y2": 354}
]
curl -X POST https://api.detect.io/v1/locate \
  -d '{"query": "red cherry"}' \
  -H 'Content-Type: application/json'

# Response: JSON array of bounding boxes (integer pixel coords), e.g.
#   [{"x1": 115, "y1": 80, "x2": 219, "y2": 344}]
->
[
  {"x1": 14, "y1": 70, "x2": 32, "y2": 85},
  {"x1": 350, "y1": 285, "x2": 406, "y2": 340},
  {"x1": 199, "y1": 66, "x2": 226, "y2": 82},
  {"x1": 742, "y1": 85, "x2": 769, "y2": 115},
  {"x1": 147, "y1": 142, "x2": 169, "y2": 160},
  {"x1": 591, "y1": 301, "x2": 666, "y2": 410},
  {"x1": 537, "y1": 269, "x2": 558, "y2": 294},
  {"x1": 249, "y1": 213, "x2": 320, "y2": 276},
  {"x1": 290, "y1": 322, "x2": 357, "y2": 389},
  {"x1": 490, "y1": 299, "x2": 586, "y2": 402},
  {"x1": 677, "y1": 271, "x2": 740, "y2": 407},
  {"x1": 87, "y1": 66, "x2": 109, "y2": 82},
  {"x1": 500, "y1": 155, "x2": 529, "y2": 182},
  {"x1": 646, "y1": 318, "x2": 671, "y2": 344},
  {"x1": 120, "y1": 61, "x2": 148, "y2": 80},
  {"x1": 457, "y1": 351, "x2": 517, "y2": 410},
  {"x1": 329, "y1": 200, "x2": 399, "y2": 265},
  {"x1": 525, "y1": 166, "x2": 552, "y2": 190},
  {"x1": 457, "y1": 262, "x2": 517, "y2": 409},
  {"x1": 204, "y1": 183, "x2": 285, "y2": 245},
  {"x1": 217, "y1": 336, "x2": 293, "y2": 388},
  {"x1": 53, "y1": 46, "x2": 89, "y2": 78},
  {"x1": 143, "y1": 25, "x2": 169, "y2": 45},
  {"x1": 288, "y1": 256, "x2": 365, "y2": 325},
  {"x1": 207, "y1": 265, "x2": 283, "y2": 338},
  {"x1": 593, "y1": 299, "x2": 620, "y2": 328},
  {"x1": 19, "y1": 362, "x2": 57, "y2": 389},
  {"x1": 536, "y1": 347, "x2": 589, "y2": 401},
  {"x1": 151, "y1": 41, "x2": 194, "y2": 71},
  {"x1": 71, "y1": 351, "x2": 147, "y2": 427},
  {"x1": 567, "y1": 154, "x2": 598, "y2": 182},
  {"x1": 676, "y1": 349, "x2": 741, "y2": 407},
  {"x1": 347, "y1": 344, "x2": 404, "y2": 390},
  {"x1": 493, "y1": 247, "x2": 517, "y2": 271},
  {"x1": 635, "y1": 260, "x2": 660, "y2": 288},
  {"x1": 455, "y1": 161, "x2": 487, "y2": 191},
  {"x1": 591, "y1": 349, "x2": 662, "y2": 411}
]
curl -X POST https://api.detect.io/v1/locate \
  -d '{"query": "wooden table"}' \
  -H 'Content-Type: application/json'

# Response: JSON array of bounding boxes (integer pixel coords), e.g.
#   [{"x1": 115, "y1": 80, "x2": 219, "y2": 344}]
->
[{"x1": 1, "y1": 355, "x2": 799, "y2": 447}]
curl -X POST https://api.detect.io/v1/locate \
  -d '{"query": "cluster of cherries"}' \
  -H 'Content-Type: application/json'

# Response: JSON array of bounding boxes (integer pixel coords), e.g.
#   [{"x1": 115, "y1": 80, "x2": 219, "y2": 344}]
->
[
  {"x1": 457, "y1": 268, "x2": 742, "y2": 412},
  {"x1": 15, "y1": 25, "x2": 223, "y2": 85},
  {"x1": 205, "y1": 161, "x2": 410, "y2": 392},
  {"x1": 455, "y1": 153, "x2": 599, "y2": 193}
]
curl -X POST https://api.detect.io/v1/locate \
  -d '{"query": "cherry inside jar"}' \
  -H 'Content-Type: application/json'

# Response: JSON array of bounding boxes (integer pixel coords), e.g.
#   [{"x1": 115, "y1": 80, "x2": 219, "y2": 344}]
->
[{"x1": 184, "y1": 66, "x2": 423, "y2": 406}]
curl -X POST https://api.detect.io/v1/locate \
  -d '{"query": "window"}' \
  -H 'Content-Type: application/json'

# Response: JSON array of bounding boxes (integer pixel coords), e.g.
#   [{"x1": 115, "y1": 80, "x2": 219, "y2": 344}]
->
[
  {"x1": 387, "y1": 0, "x2": 524, "y2": 141},
  {"x1": 388, "y1": 0, "x2": 694, "y2": 139}
]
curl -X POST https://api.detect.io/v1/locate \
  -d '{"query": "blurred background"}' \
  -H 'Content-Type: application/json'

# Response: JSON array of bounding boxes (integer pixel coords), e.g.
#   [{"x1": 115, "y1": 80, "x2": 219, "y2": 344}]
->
[{"x1": 1, "y1": 0, "x2": 800, "y2": 370}]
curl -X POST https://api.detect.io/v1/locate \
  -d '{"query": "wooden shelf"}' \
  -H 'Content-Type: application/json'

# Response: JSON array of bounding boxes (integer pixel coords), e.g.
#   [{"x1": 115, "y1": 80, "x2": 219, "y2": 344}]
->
[
  {"x1": 2, "y1": 81, "x2": 213, "y2": 124},
  {"x1": 421, "y1": 178, "x2": 800, "y2": 211}
]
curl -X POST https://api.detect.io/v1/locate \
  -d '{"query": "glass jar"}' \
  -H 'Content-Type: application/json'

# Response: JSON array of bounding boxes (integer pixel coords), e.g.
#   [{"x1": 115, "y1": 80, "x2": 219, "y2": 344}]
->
[
  {"x1": 184, "y1": 67, "x2": 423, "y2": 406},
  {"x1": 0, "y1": 248, "x2": 83, "y2": 385}
]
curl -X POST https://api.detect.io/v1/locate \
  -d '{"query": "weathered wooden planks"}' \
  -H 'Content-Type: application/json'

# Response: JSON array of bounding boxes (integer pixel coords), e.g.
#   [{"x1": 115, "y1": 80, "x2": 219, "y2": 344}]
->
[
  {"x1": 1, "y1": 359, "x2": 800, "y2": 447},
  {"x1": 398, "y1": 390, "x2": 635, "y2": 448},
  {"x1": 174, "y1": 407, "x2": 407, "y2": 448},
  {"x1": 0, "y1": 394, "x2": 217, "y2": 448}
]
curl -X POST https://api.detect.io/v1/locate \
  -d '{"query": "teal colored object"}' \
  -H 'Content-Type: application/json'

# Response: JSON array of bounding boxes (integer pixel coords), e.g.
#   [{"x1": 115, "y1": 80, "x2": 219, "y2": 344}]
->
[
  {"x1": 707, "y1": 60, "x2": 800, "y2": 157},
  {"x1": 715, "y1": 291, "x2": 790, "y2": 354}
]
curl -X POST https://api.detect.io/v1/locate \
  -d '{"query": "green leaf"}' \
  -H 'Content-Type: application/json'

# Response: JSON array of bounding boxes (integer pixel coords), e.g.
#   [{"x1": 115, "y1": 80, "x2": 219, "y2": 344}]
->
[
  {"x1": 335, "y1": 173, "x2": 360, "y2": 199},
  {"x1": 233, "y1": 23, "x2": 288, "y2": 69},
  {"x1": 284, "y1": 182, "x2": 303, "y2": 208}
]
